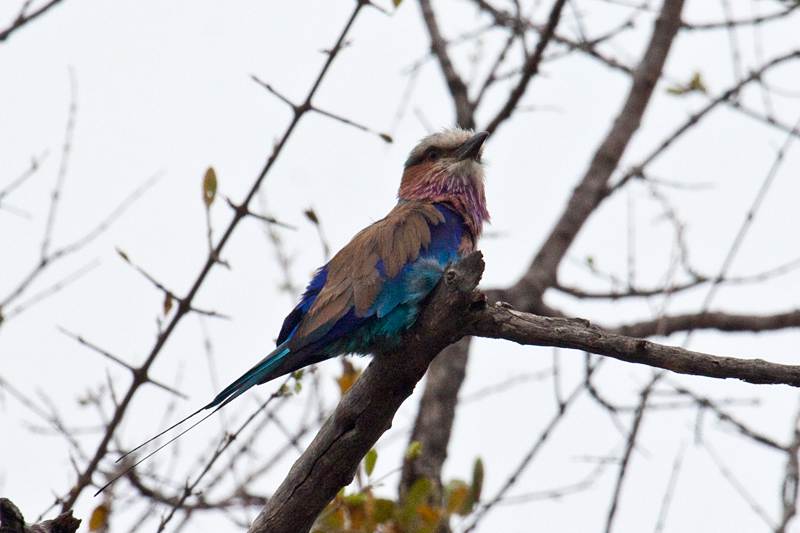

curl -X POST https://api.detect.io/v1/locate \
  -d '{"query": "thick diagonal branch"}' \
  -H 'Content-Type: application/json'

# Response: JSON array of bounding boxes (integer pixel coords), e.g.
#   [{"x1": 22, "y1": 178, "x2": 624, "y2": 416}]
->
[
  {"x1": 247, "y1": 253, "x2": 486, "y2": 533},
  {"x1": 506, "y1": 0, "x2": 686, "y2": 311}
]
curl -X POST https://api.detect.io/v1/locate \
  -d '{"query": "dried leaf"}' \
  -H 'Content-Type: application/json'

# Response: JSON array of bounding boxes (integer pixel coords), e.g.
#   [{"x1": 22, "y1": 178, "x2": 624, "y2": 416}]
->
[
  {"x1": 89, "y1": 503, "x2": 109, "y2": 531},
  {"x1": 203, "y1": 167, "x2": 217, "y2": 208},
  {"x1": 320, "y1": 503, "x2": 345, "y2": 529},
  {"x1": 163, "y1": 293, "x2": 173, "y2": 315},
  {"x1": 336, "y1": 359, "x2": 361, "y2": 396},
  {"x1": 417, "y1": 503, "x2": 440, "y2": 523},
  {"x1": 304, "y1": 208, "x2": 319, "y2": 225},
  {"x1": 379, "y1": 133, "x2": 393, "y2": 143},
  {"x1": 444, "y1": 480, "x2": 469, "y2": 515}
]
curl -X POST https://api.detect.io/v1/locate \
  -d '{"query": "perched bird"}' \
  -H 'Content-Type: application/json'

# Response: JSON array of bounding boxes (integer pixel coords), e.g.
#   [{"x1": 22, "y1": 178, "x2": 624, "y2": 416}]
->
[
  {"x1": 111, "y1": 128, "x2": 489, "y2": 479},
  {"x1": 208, "y1": 127, "x2": 489, "y2": 408}
]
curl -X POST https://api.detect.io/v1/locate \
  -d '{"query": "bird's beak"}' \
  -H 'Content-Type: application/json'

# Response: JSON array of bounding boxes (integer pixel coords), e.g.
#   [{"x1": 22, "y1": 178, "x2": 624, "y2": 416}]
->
[{"x1": 456, "y1": 131, "x2": 489, "y2": 161}]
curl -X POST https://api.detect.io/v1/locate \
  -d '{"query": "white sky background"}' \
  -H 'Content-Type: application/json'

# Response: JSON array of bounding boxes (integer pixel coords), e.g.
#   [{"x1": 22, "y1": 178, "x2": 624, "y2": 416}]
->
[{"x1": 1, "y1": 0, "x2": 800, "y2": 532}]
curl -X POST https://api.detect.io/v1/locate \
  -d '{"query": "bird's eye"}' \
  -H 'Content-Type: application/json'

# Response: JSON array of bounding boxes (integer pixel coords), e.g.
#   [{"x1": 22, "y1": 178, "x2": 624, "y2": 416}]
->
[{"x1": 426, "y1": 148, "x2": 441, "y2": 161}]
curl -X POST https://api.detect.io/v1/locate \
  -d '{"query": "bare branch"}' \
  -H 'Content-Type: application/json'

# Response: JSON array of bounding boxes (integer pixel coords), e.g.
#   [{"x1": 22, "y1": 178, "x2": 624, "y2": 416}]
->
[
  {"x1": 612, "y1": 309, "x2": 800, "y2": 338},
  {"x1": 418, "y1": 0, "x2": 474, "y2": 128},
  {"x1": 605, "y1": 375, "x2": 657, "y2": 533},
  {"x1": 704, "y1": 440, "x2": 776, "y2": 528},
  {"x1": 484, "y1": 0, "x2": 567, "y2": 134},
  {"x1": 0, "y1": 0, "x2": 68, "y2": 43},
  {"x1": 464, "y1": 375, "x2": 587, "y2": 532},
  {"x1": 682, "y1": 5, "x2": 799, "y2": 30},
  {"x1": 251, "y1": 75, "x2": 392, "y2": 143},
  {"x1": 653, "y1": 441, "x2": 687, "y2": 533},
  {"x1": 42, "y1": 67, "x2": 77, "y2": 259},
  {"x1": 56, "y1": 326, "x2": 188, "y2": 399},
  {"x1": 0, "y1": 150, "x2": 48, "y2": 204},
  {"x1": 777, "y1": 404, "x2": 800, "y2": 533},
  {"x1": 505, "y1": 0, "x2": 686, "y2": 310},
  {"x1": 470, "y1": 305, "x2": 800, "y2": 387},
  {"x1": 58, "y1": 1, "x2": 369, "y2": 511}
]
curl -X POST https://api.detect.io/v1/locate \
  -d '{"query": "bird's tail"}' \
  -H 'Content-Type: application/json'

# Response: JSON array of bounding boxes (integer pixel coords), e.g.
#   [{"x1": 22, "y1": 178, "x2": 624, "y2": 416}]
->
[
  {"x1": 204, "y1": 339, "x2": 291, "y2": 409},
  {"x1": 97, "y1": 340, "x2": 293, "y2": 496}
]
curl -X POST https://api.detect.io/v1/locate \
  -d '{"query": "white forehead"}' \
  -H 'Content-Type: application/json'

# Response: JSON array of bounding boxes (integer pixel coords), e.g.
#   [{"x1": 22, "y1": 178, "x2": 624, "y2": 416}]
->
[
  {"x1": 405, "y1": 128, "x2": 476, "y2": 167},
  {"x1": 417, "y1": 128, "x2": 474, "y2": 151}
]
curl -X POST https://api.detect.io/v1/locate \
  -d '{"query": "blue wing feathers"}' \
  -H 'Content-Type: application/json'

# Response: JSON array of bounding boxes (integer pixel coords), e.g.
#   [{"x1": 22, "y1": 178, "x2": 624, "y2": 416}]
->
[
  {"x1": 210, "y1": 202, "x2": 465, "y2": 410},
  {"x1": 277, "y1": 267, "x2": 327, "y2": 345}
]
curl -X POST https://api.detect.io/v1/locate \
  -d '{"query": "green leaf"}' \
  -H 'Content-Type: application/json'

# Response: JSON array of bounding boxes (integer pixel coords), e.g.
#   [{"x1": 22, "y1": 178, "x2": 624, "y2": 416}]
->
[
  {"x1": 688, "y1": 72, "x2": 707, "y2": 93},
  {"x1": 399, "y1": 478, "x2": 434, "y2": 526},
  {"x1": 406, "y1": 440, "x2": 423, "y2": 461},
  {"x1": 344, "y1": 492, "x2": 367, "y2": 505},
  {"x1": 365, "y1": 448, "x2": 378, "y2": 477},
  {"x1": 470, "y1": 457, "x2": 484, "y2": 506},
  {"x1": 203, "y1": 167, "x2": 217, "y2": 208},
  {"x1": 666, "y1": 71, "x2": 707, "y2": 96},
  {"x1": 379, "y1": 133, "x2": 393, "y2": 143},
  {"x1": 373, "y1": 498, "x2": 395, "y2": 523},
  {"x1": 392, "y1": 0, "x2": 403, "y2": 6},
  {"x1": 406, "y1": 478, "x2": 433, "y2": 509}
]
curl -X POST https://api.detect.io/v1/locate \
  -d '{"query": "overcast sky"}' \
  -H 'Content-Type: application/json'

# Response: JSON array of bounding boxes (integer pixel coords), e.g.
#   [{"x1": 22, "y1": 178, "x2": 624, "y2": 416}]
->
[{"x1": 2, "y1": 1, "x2": 800, "y2": 532}]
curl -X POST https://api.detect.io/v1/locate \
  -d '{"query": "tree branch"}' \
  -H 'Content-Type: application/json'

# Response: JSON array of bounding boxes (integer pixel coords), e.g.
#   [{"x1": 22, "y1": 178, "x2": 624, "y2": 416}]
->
[
  {"x1": 484, "y1": 0, "x2": 567, "y2": 134},
  {"x1": 418, "y1": 0, "x2": 474, "y2": 129},
  {"x1": 469, "y1": 305, "x2": 800, "y2": 387},
  {"x1": 0, "y1": 0, "x2": 67, "y2": 43},
  {"x1": 611, "y1": 309, "x2": 800, "y2": 338},
  {"x1": 254, "y1": 252, "x2": 800, "y2": 532},
  {"x1": 505, "y1": 0, "x2": 686, "y2": 310},
  {"x1": 0, "y1": 498, "x2": 79, "y2": 533}
]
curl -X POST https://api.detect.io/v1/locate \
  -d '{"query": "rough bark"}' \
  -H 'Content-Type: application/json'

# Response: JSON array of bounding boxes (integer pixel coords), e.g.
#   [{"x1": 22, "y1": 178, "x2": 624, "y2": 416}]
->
[
  {"x1": 0, "y1": 499, "x2": 80, "y2": 533},
  {"x1": 469, "y1": 306, "x2": 800, "y2": 386}
]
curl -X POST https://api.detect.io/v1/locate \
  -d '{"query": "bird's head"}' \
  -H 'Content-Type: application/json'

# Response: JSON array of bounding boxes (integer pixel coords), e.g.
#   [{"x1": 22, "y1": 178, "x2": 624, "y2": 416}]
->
[{"x1": 398, "y1": 128, "x2": 490, "y2": 232}]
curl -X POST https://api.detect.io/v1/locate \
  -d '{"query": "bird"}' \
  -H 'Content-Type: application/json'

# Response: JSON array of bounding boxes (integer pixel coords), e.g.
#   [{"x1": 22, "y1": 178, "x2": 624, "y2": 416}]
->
[
  {"x1": 207, "y1": 127, "x2": 489, "y2": 408},
  {"x1": 109, "y1": 128, "x2": 489, "y2": 483}
]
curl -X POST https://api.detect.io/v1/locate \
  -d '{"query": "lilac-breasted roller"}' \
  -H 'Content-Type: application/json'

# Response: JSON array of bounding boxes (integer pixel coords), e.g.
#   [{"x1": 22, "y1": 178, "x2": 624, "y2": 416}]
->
[
  {"x1": 208, "y1": 128, "x2": 489, "y2": 409},
  {"x1": 116, "y1": 129, "x2": 489, "y2": 469}
]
